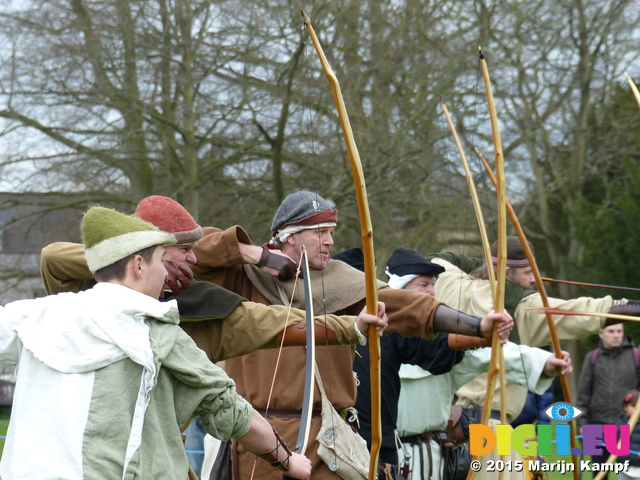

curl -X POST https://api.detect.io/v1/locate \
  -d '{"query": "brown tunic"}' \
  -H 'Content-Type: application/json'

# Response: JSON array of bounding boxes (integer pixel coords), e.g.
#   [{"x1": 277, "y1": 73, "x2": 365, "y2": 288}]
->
[{"x1": 192, "y1": 226, "x2": 444, "y2": 480}]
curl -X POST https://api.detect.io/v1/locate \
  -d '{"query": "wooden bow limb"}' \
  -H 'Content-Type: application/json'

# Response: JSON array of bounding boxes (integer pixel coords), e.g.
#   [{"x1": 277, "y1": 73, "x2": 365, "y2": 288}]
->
[
  {"x1": 478, "y1": 47, "x2": 507, "y2": 428},
  {"x1": 475, "y1": 147, "x2": 580, "y2": 480},
  {"x1": 541, "y1": 276, "x2": 640, "y2": 293},
  {"x1": 593, "y1": 394, "x2": 640, "y2": 480},
  {"x1": 438, "y1": 95, "x2": 506, "y2": 426},
  {"x1": 282, "y1": 247, "x2": 315, "y2": 480},
  {"x1": 463, "y1": 47, "x2": 508, "y2": 480},
  {"x1": 625, "y1": 73, "x2": 640, "y2": 109},
  {"x1": 301, "y1": 10, "x2": 381, "y2": 479},
  {"x1": 531, "y1": 306, "x2": 640, "y2": 323}
]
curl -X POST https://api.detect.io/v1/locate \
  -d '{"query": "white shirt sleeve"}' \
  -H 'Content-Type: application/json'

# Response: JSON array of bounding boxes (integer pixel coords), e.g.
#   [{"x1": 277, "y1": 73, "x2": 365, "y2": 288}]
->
[{"x1": 0, "y1": 306, "x2": 22, "y2": 366}]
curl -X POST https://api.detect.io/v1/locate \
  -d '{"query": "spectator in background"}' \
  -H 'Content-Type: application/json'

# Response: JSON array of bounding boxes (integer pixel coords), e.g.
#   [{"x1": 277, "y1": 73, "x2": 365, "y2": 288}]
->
[
  {"x1": 617, "y1": 391, "x2": 640, "y2": 480},
  {"x1": 577, "y1": 323, "x2": 640, "y2": 478}
]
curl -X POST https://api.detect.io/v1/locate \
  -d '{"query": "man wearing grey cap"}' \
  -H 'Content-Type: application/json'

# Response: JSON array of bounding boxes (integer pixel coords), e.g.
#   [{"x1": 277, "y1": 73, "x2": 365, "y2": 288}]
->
[
  {"x1": 40, "y1": 195, "x2": 389, "y2": 479},
  {"x1": 192, "y1": 190, "x2": 513, "y2": 480}
]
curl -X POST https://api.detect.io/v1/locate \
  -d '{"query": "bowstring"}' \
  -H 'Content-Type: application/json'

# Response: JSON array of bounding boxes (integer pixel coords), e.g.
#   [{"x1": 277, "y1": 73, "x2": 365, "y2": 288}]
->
[
  {"x1": 249, "y1": 252, "x2": 305, "y2": 479},
  {"x1": 437, "y1": 58, "x2": 491, "y2": 391},
  {"x1": 434, "y1": 76, "x2": 500, "y2": 476},
  {"x1": 472, "y1": 145, "x2": 530, "y2": 392},
  {"x1": 436, "y1": 95, "x2": 467, "y2": 385}
]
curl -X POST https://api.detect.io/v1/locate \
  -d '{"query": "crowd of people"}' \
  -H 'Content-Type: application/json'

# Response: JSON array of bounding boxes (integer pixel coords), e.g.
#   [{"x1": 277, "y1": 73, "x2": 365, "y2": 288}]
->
[{"x1": 0, "y1": 190, "x2": 639, "y2": 480}]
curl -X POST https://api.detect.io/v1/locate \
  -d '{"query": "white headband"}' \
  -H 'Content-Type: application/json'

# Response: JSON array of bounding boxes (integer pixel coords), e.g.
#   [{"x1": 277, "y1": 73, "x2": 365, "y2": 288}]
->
[
  {"x1": 385, "y1": 267, "x2": 419, "y2": 290},
  {"x1": 269, "y1": 222, "x2": 337, "y2": 244}
]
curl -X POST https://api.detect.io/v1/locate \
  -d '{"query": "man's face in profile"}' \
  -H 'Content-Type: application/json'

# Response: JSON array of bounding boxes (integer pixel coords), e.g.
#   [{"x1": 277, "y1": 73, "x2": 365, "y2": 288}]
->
[{"x1": 506, "y1": 266, "x2": 535, "y2": 289}]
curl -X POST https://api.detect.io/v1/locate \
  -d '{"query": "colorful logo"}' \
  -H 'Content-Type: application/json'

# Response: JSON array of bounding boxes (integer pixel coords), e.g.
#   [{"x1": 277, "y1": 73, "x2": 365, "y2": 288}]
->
[
  {"x1": 544, "y1": 402, "x2": 583, "y2": 422},
  {"x1": 469, "y1": 402, "x2": 630, "y2": 457}
]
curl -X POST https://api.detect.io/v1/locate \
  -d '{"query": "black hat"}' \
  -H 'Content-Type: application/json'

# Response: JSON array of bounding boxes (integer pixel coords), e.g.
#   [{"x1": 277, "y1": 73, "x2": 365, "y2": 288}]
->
[
  {"x1": 386, "y1": 247, "x2": 445, "y2": 277},
  {"x1": 332, "y1": 247, "x2": 365, "y2": 272}
]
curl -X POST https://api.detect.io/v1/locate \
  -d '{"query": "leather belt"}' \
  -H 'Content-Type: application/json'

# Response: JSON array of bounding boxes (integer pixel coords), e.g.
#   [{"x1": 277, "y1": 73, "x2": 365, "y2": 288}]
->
[
  {"x1": 400, "y1": 430, "x2": 450, "y2": 447},
  {"x1": 256, "y1": 408, "x2": 321, "y2": 418},
  {"x1": 490, "y1": 410, "x2": 510, "y2": 421}
]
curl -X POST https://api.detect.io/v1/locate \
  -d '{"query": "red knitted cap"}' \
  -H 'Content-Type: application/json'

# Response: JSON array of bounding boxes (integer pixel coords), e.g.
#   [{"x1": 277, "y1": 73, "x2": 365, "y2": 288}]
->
[{"x1": 134, "y1": 196, "x2": 202, "y2": 244}]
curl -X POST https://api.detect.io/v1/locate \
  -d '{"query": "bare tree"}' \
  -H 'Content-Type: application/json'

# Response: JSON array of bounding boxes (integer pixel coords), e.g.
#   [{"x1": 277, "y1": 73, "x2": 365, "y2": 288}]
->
[{"x1": 0, "y1": 0, "x2": 639, "y2": 305}]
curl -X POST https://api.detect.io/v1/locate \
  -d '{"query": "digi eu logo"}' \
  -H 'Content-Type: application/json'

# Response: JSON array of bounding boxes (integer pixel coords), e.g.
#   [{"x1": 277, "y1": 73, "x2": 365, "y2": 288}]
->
[
  {"x1": 545, "y1": 402, "x2": 583, "y2": 422},
  {"x1": 469, "y1": 402, "x2": 631, "y2": 457}
]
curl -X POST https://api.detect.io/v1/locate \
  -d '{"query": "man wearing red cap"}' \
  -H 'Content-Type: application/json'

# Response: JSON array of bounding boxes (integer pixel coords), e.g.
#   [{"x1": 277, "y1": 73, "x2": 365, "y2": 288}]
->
[
  {"x1": 41, "y1": 195, "x2": 391, "y2": 479},
  {"x1": 42, "y1": 196, "x2": 201, "y2": 296},
  {"x1": 41, "y1": 195, "x2": 387, "y2": 362},
  {"x1": 191, "y1": 190, "x2": 513, "y2": 480}
]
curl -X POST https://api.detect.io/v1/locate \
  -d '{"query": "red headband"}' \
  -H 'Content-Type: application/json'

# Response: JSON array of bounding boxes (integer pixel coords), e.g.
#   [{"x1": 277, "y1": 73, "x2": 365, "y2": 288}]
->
[
  {"x1": 491, "y1": 256, "x2": 530, "y2": 267},
  {"x1": 273, "y1": 208, "x2": 338, "y2": 237}
]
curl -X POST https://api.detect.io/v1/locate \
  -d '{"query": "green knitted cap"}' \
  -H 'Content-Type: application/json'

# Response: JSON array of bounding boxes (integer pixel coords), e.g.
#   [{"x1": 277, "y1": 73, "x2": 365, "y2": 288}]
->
[{"x1": 82, "y1": 206, "x2": 176, "y2": 274}]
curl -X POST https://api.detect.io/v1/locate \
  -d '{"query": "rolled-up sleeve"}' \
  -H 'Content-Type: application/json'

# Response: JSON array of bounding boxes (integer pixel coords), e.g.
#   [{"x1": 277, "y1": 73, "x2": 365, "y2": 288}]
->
[
  {"x1": 515, "y1": 293, "x2": 610, "y2": 347},
  {"x1": 163, "y1": 329, "x2": 255, "y2": 441}
]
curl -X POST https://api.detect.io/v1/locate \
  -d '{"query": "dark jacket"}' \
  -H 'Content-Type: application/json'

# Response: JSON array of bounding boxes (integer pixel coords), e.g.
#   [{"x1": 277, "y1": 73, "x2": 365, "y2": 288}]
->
[
  {"x1": 576, "y1": 336, "x2": 639, "y2": 427},
  {"x1": 351, "y1": 333, "x2": 463, "y2": 464}
]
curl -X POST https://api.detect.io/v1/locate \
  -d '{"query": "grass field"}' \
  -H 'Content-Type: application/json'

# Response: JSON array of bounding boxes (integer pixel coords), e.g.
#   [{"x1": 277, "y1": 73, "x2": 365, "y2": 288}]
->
[{"x1": 0, "y1": 407, "x2": 9, "y2": 457}]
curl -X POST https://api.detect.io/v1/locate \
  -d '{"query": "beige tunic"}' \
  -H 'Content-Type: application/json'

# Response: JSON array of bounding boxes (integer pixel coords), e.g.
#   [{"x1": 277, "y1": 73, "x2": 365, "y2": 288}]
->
[
  {"x1": 430, "y1": 256, "x2": 610, "y2": 419},
  {"x1": 423, "y1": 256, "x2": 611, "y2": 480}
]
